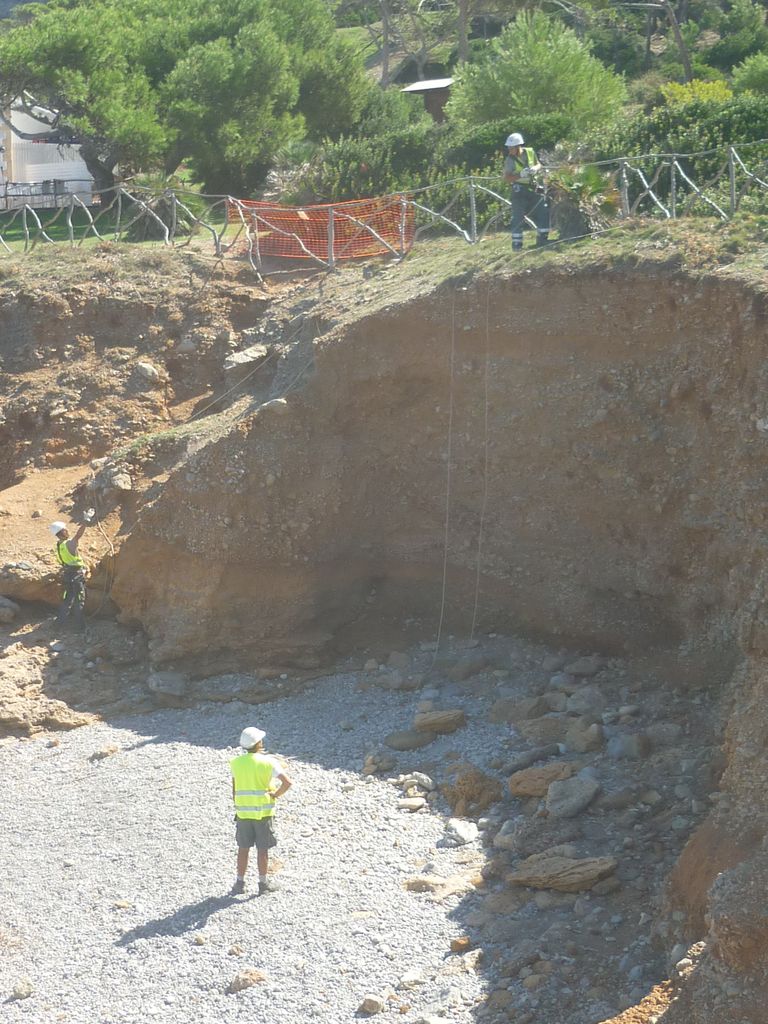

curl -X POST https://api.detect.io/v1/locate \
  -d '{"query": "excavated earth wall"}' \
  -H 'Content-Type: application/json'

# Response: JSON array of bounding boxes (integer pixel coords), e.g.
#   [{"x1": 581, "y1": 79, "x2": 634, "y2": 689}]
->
[
  {"x1": 110, "y1": 263, "x2": 768, "y2": 1022},
  {"x1": 114, "y1": 268, "x2": 766, "y2": 669}
]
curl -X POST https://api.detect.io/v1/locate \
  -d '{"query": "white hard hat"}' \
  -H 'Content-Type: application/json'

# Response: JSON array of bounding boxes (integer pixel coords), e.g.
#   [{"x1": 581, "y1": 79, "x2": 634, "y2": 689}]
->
[
  {"x1": 49, "y1": 521, "x2": 67, "y2": 536},
  {"x1": 506, "y1": 132, "x2": 525, "y2": 147},
  {"x1": 240, "y1": 727, "x2": 265, "y2": 748}
]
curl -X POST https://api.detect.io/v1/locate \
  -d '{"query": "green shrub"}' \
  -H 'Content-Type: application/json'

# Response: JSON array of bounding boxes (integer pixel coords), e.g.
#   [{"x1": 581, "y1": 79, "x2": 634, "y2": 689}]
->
[
  {"x1": 589, "y1": 92, "x2": 768, "y2": 170},
  {"x1": 438, "y1": 114, "x2": 572, "y2": 171},
  {"x1": 733, "y1": 51, "x2": 768, "y2": 94},
  {"x1": 586, "y1": 92, "x2": 768, "y2": 208},
  {"x1": 704, "y1": 0, "x2": 768, "y2": 71}
]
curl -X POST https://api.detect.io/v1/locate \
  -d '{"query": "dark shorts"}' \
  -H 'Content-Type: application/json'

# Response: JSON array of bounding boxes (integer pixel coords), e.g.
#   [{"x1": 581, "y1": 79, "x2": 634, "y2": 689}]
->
[{"x1": 235, "y1": 816, "x2": 277, "y2": 850}]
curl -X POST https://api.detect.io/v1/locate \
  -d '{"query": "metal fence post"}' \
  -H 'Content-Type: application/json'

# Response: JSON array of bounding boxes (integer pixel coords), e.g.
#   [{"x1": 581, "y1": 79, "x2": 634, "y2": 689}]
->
[
  {"x1": 468, "y1": 176, "x2": 478, "y2": 243},
  {"x1": 669, "y1": 161, "x2": 677, "y2": 219},
  {"x1": 399, "y1": 194, "x2": 408, "y2": 259},
  {"x1": 619, "y1": 161, "x2": 630, "y2": 218},
  {"x1": 327, "y1": 206, "x2": 335, "y2": 269},
  {"x1": 728, "y1": 146, "x2": 737, "y2": 217},
  {"x1": 169, "y1": 190, "x2": 178, "y2": 244}
]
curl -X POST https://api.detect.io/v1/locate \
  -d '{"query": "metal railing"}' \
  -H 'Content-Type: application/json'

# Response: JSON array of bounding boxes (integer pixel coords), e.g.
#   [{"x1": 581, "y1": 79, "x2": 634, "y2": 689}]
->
[{"x1": 1, "y1": 141, "x2": 767, "y2": 273}]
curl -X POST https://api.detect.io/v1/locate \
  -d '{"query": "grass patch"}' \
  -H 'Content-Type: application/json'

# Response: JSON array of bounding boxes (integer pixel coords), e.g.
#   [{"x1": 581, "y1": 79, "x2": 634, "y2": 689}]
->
[{"x1": 337, "y1": 24, "x2": 378, "y2": 62}]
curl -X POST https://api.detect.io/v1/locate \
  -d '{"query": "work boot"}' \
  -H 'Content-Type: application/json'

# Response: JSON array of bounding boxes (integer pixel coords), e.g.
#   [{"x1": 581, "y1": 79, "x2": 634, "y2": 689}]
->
[
  {"x1": 230, "y1": 879, "x2": 246, "y2": 896},
  {"x1": 535, "y1": 233, "x2": 549, "y2": 248}
]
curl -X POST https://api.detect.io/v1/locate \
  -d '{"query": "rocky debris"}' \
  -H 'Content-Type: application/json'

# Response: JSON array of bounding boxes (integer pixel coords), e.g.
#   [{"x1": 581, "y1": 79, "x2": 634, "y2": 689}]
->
[
  {"x1": 565, "y1": 716, "x2": 604, "y2": 753},
  {"x1": 413, "y1": 709, "x2": 466, "y2": 734},
  {"x1": 606, "y1": 732, "x2": 651, "y2": 760},
  {"x1": 135, "y1": 361, "x2": 163, "y2": 386},
  {"x1": 222, "y1": 343, "x2": 273, "y2": 389},
  {"x1": 358, "y1": 993, "x2": 386, "y2": 1014},
  {"x1": 0, "y1": 561, "x2": 60, "y2": 605},
  {"x1": 508, "y1": 761, "x2": 576, "y2": 797},
  {"x1": 645, "y1": 721, "x2": 684, "y2": 748},
  {"x1": 443, "y1": 818, "x2": 479, "y2": 846},
  {"x1": 506, "y1": 847, "x2": 617, "y2": 892},
  {"x1": 398, "y1": 796, "x2": 426, "y2": 812},
  {"x1": 10, "y1": 977, "x2": 33, "y2": 1000},
  {"x1": 441, "y1": 764, "x2": 503, "y2": 817},
  {"x1": 147, "y1": 670, "x2": 187, "y2": 699},
  {"x1": 403, "y1": 868, "x2": 482, "y2": 900},
  {"x1": 0, "y1": 595, "x2": 20, "y2": 622},
  {"x1": 565, "y1": 655, "x2": 603, "y2": 677},
  {"x1": 450, "y1": 936, "x2": 472, "y2": 954},
  {"x1": 398, "y1": 771, "x2": 435, "y2": 792},
  {"x1": 397, "y1": 969, "x2": 426, "y2": 990},
  {"x1": 387, "y1": 651, "x2": 410, "y2": 670},
  {"x1": 384, "y1": 728, "x2": 434, "y2": 751},
  {"x1": 567, "y1": 684, "x2": 607, "y2": 716},
  {"x1": 226, "y1": 968, "x2": 267, "y2": 993},
  {"x1": 363, "y1": 750, "x2": 397, "y2": 775},
  {"x1": 88, "y1": 461, "x2": 133, "y2": 500},
  {"x1": 546, "y1": 774, "x2": 601, "y2": 818},
  {"x1": 504, "y1": 744, "x2": 562, "y2": 774},
  {"x1": 518, "y1": 715, "x2": 569, "y2": 745},
  {"x1": 492, "y1": 819, "x2": 521, "y2": 851},
  {"x1": 445, "y1": 654, "x2": 488, "y2": 682},
  {"x1": 88, "y1": 745, "x2": 119, "y2": 763}
]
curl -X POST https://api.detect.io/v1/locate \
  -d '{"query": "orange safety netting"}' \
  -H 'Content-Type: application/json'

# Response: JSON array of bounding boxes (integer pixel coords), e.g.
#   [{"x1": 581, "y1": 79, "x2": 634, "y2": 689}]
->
[{"x1": 227, "y1": 195, "x2": 414, "y2": 261}]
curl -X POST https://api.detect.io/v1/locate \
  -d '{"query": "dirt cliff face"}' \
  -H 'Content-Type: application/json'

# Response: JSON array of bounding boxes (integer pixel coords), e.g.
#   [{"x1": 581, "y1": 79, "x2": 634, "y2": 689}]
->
[
  {"x1": 110, "y1": 256, "x2": 768, "y2": 1021},
  {"x1": 113, "y1": 266, "x2": 766, "y2": 671}
]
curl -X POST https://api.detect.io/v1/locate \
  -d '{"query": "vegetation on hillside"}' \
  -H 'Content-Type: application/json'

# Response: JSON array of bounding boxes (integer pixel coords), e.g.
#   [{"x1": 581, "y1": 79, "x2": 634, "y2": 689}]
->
[{"x1": 1, "y1": 0, "x2": 768, "y2": 209}]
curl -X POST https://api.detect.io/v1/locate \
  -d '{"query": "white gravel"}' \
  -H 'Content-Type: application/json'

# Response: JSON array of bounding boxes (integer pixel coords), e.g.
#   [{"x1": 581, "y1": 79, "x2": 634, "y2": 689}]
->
[{"x1": 0, "y1": 669, "x2": 513, "y2": 1024}]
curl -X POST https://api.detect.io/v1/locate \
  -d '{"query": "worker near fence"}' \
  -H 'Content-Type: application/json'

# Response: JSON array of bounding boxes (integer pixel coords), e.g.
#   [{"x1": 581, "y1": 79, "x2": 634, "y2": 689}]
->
[
  {"x1": 230, "y1": 726, "x2": 292, "y2": 897},
  {"x1": 503, "y1": 132, "x2": 550, "y2": 251},
  {"x1": 50, "y1": 511, "x2": 93, "y2": 629}
]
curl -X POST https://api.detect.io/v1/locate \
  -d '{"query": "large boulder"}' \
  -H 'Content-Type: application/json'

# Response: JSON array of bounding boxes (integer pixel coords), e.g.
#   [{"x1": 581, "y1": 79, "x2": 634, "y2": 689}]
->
[
  {"x1": 413, "y1": 709, "x2": 466, "y2": 734},
  {"x1": 508, "y1": 762, "x2": 576, "y2": 798},
  {"x1": 506, "y1": 848, "x2": 617, "y2": 892},
  {"x1": 0, "y1": 595, "x2": 21, "y2": 623},
  {"x1": 545, "y1": 775, "x2": 601, "y2": 818}
]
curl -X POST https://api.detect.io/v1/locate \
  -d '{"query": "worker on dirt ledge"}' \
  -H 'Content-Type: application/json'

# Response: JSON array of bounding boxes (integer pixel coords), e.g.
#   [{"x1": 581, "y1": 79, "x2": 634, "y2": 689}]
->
[
  {"x1": 49, "y1": 510, "x2": 93, "y2": 630},
  {"x1": 230, "y1": 726, "x2": 292, "y2": 897},
  {"x1": 503, "y1": 132, "x2": 550, "y2": 252}
]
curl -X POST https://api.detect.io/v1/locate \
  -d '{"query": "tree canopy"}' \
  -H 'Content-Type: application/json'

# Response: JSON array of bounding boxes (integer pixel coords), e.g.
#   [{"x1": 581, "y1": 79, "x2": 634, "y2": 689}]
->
[
  {"x1": 445, "y1": 11, "x2": 627, "y2": 135},
  {"x1": 0, "y1": 0, "x2": 371, "y2": 193}
]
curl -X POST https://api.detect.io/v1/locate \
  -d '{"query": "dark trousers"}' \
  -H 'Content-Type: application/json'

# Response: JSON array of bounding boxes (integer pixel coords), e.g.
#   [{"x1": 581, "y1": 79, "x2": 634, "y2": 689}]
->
[
  {"x1": 511, "y1": 185, "x2": 550, "y2": 249},
  {"x1": 58, "y1": 569, "x2": 86, "y2": 629}
]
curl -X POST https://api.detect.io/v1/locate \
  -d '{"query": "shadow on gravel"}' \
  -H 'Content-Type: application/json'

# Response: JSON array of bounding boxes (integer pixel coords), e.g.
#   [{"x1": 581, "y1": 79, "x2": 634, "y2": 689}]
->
[{"x1": 116, "y1": 893, "x2": 255, "y2": 946}]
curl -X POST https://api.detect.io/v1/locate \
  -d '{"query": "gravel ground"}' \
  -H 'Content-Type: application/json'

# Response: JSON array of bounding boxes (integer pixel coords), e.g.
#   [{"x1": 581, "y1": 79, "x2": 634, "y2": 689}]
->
[{"x1": 0, "y1": 668, "x2": 512, "y2": 1024}]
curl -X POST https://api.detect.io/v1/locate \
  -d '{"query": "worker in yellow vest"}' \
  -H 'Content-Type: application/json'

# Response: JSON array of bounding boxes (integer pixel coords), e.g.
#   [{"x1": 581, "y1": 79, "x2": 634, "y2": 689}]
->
[
  {"x1": 50, "y1": 512, "x2": 93, "y2": 629},
  {"x1": 504, "y1": 131, "x2": 550, "y2": 251},
  {"x1": 230, "y1": 726, "x2": 292, "y2": 896}
]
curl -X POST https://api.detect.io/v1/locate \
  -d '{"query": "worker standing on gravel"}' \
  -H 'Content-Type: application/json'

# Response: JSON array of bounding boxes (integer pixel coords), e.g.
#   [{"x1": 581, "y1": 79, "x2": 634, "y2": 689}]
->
[
  {"x1": 230, "y1": 726, "x2": 292, "y2": 897},
  {"x1": 50, "y1": 511, "x2": 93, "y2": 630},
  {"x1": 503, "y1": 132, "x2": 550, "y2": 251}
]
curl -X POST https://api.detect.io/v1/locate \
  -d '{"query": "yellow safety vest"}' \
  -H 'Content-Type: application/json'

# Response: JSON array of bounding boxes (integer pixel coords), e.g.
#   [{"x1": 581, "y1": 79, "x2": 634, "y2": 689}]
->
[
  {"x1": 56, "y1": 540, "x2": 86, "y2": 570},
  {"x1": 231, "y1": 753, "x2": 277, "y2": 820},
  {"x1": 508, "y1": 147, "x2": 539, "y2": 179}
]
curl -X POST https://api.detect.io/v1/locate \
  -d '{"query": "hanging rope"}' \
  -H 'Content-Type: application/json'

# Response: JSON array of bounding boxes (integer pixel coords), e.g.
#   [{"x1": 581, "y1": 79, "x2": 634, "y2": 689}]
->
[
  {"x1": 430, "y1": 291, "x2": 457, "y2": 668},
  {"x1": 470, "y1": 278, "x2": 492, "y2": 641}
]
